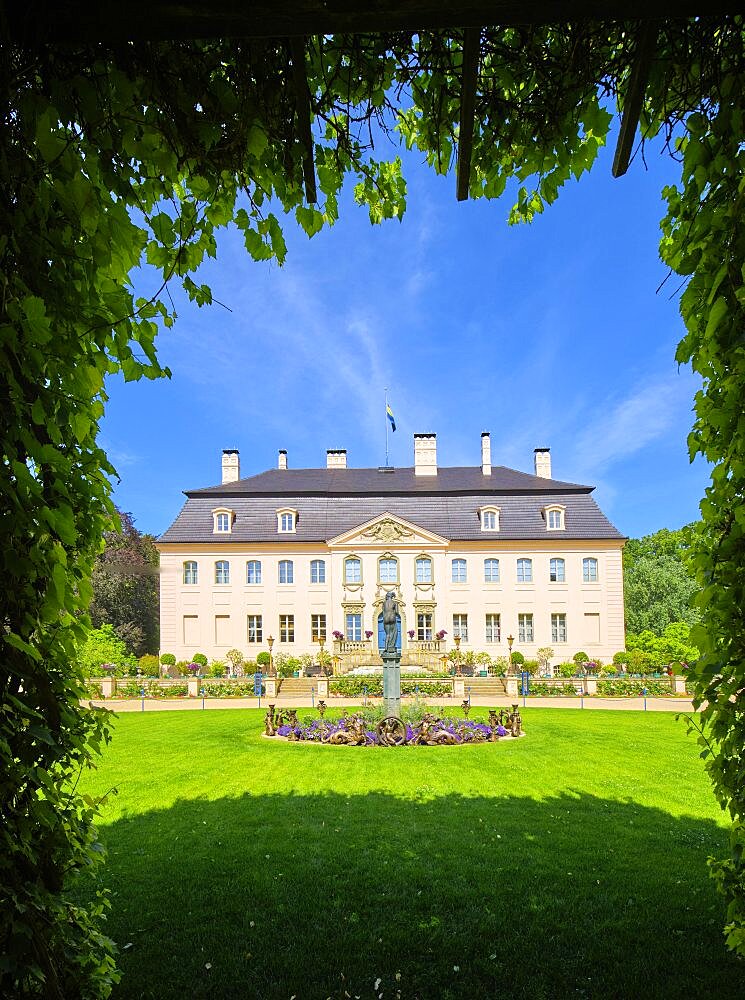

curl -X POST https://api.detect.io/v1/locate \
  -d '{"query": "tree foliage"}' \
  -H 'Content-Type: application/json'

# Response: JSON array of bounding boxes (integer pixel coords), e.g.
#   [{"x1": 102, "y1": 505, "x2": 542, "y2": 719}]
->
[
  {"x1": 2, "y1": 16, "x2": 745, "y2": 995},
  {"x1": 623, "y1": 525, "x2": 700, "y2": 634},
  {"x1": 89, "y1": 511, "x2": 159, "y2": 658}
]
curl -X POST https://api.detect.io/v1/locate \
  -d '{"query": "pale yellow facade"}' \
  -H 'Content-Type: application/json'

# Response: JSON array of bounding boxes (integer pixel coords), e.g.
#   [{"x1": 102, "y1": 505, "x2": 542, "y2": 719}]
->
[{"x1": 158, "y1": 513, "x2": 625, "y2": 665}]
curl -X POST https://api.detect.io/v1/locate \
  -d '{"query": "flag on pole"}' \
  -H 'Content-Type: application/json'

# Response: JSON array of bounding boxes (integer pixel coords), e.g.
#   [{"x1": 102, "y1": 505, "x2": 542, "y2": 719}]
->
[{"x1": 386, "y1": 402, "x2": 396, "y2": 433}]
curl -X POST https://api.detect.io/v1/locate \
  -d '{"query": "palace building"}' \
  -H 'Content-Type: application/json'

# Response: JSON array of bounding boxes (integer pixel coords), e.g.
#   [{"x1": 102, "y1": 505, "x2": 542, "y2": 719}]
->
[{"x1": 157, "y1": 434, "x2": 626, "y2": 667}]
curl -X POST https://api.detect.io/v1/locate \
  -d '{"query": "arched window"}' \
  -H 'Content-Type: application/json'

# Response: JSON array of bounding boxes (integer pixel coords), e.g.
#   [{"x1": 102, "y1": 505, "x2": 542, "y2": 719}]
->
[
  {"x1": 517, "y1": 558, "x2": 533, "y2": 583},
  {"x1": 549, "y1": 557, "x2": 565, "y2": 583},
  {"x1": 215, "y1": 560, "x2": 230, "y2": 585},
  {"x1": 451, "y1": 558, "x2": 467, "y2": 583},
  {"x1": 310, "y1": 559, "x2": 326, "y2": 584},
  {"x1": 246, "y1": 560, "x2": 262, "y2": 584},
  {"x1": 278, "y1": 559, "x2": 294, "y2": 584},
  {"x1": 583, "y1": 557, "x2": 599, "y2": 583},
  {"x1": 275, "y1": 507, "x2": 298, "y2": 533},
  {"x1": 379, "y1": 557, "x2": 398, "y2": 584},
  {"x1": 212, "y1": 508, "x2": 234, "y2": 533},
  {"x1": 415, "y1": 557, "x2": 432, "y2": 583},
  {"x1": 484, "y1": 558, "x2": 500, "y2": 583},
  {"x1": 543, "y1": 505, "x2": 566, "y2": 530},
  {"x1": 183, "y1": 560, "x2": 198, "y2": 585},
  {"x1": 479, "y1": 506, "x2": 500, "y2": 531},
  {"x1": 344, "y1": 557, "x2": 362, "y2": 584}
]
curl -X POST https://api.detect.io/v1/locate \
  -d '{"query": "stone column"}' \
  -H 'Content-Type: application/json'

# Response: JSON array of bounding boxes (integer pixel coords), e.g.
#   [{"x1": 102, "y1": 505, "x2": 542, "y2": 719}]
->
[
  {"x1": 672, "y1": 674, "x2": 688, "y2": 695},
  {"x1": 453, "y1": 678, "x2": 465, "y2": 698},
  {"x1": 505, "y1": 677, "x2": 518, "y2": 698},
  {"x1": 316, "y1": 677, "x2": 329, "y2": 697},
  {"x1": 265, "y1": 677, "x2": 277, "y2": 698},
  {"x1": 584, "y1": 677, "x2": 597, "y2": 695},
  {"x1": 382, "y1": 651, "x2": 401, "y2": 718},
  {"x1": 187, "y1": 677, "x2": 201, "y2": 698}
]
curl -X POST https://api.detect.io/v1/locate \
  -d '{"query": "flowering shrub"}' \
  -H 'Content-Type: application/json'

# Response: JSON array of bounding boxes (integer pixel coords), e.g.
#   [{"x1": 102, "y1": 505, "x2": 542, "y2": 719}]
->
[
  {"x1": 187, "y1": 662, "x2": 201, "y2": 675},
  {"x1": 436, "y1": 629, "x2": 447, "y2": 640},
  {"x1": 330, "y1": 677, "x2": 383, "y2": 697},
  {"x1": 365, "y1": 630, "x2": 373, "y2": 639},
  {"x1": 273, "y1": 715, "x2": 514, "y2": 745},
  {"x1": 407, "y1": 630, "x2": 415, "y2": 639},
  {"x1": 528, "y1": 681, "x2": 579, "y2": 697},
  {"x1": 332, "y1": 630, "x2": 344, "y2": 640}
]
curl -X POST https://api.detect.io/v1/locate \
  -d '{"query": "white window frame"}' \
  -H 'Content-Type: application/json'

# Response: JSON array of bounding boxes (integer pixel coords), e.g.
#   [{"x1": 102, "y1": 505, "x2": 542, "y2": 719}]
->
[
  {"x1": 517, "y1": 558, "x2": 533, "y2": 584},
  {"x1": 246, "y1": 560, "x2": 262, "y2": 584},
  {"x1": 311, "y1": 613, "x2": 327, "y2": 641},
  {"x1": 378, "y1": 557, "x2": 398, "y2": 584},
  {"x1": 453, "y1": 613, "x2": 469, "y2": 642},
  {"x1": 183, "y1": 560, "x2": 198, "y2": 585},
  {"x1": 415, "y1": 556, "x2": 433, "y2": 583},
  {"x1": 451, "y1": 558, "x2": 467, "y2": 584},
  {"x1": 544, "y1": 505, "x2": 566, "y2": 531},
  {"x1": 583, "y1": 557, "x2": 599, "y2": 583},
  {"x1": 417, "y1": 612, "x2": 433, "y2": 641},
  {"x1": 345, "y1": 613, "x2": 362, "y2": 641},
  {"x1": 247, "y1": 614, "x2": 263, "y2": 644},
  {"x1": 215, "y1": 560, "x2": 230, "y2": 585},
  {"x1": 212, "y1": 508, "x2": 234, "y2": 534},
  {"x1": 551, "y1": 612, "x2": 568, "y2": 643},
  {"x1": 484, "y1": 558, "x2": 500, "y2": 583},
  {"x1": 279, "y1": 614, "x2": 295, "y2": 643},
  {"x1": 310, "y1": 559, "x2": 326, "y2": 584},
  {"x1": 278, "y1": 559, "x2": 294, "y2": 584},
  {"x1": 344, "y1": 556, "x2": 362, "y2": 584},
  {"x1": 518, "y1": 613, "x2": 534, "y2": 643},
  {"x1": 485, "y1": 613, "x2": 501, "y2": 643},
  {"x1": 479, "y1": 506, "x2": 500, "y2": 531},
  {"x1": 276, "y1": 507, "x2": 298, "y2": 534},
  {"x1": 549, "y1": 557, "x2": 566, "y2": 583}
]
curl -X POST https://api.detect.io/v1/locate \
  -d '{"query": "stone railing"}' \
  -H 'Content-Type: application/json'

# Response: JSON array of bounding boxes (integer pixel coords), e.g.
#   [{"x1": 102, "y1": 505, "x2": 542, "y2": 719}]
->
[
  {"x1": 333, "y1": 639, "x2": 373, "y2": 656},
  {"x1": 411, "y1": 639, "x2": 444, "y2": 653}
]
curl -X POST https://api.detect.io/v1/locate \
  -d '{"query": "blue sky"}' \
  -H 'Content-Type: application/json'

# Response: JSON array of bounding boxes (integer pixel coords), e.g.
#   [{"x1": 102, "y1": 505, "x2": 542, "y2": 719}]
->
[{"x1": 102, "y1": 131, "x2": 708, "y2": 541}]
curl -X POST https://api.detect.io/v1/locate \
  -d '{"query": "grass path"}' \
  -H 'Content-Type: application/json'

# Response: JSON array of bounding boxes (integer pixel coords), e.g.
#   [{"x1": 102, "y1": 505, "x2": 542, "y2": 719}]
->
[{"x1": 76, "y1": 708, "x2": 742, "y2": 999}]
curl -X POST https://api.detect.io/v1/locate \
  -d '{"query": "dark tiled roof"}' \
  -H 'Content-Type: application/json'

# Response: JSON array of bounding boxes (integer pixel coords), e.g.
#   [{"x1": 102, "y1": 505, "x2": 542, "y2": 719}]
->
[
  {"x1": 160, "y1": 466, "x2": 623, "y2": 543},
  {"x1": 186, "y1": 465, "x2": 592, "y2": 497}
]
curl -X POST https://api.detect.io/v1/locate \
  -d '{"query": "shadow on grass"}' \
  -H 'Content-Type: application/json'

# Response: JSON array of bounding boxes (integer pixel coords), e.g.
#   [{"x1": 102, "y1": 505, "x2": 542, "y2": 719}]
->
[{"x1": 90, "y1": 790, "x2": 740, "y2": 1000}]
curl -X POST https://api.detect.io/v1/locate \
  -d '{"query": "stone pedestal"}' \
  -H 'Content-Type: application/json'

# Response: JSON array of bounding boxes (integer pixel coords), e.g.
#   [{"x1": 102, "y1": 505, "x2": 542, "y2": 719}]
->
[
  {"x1": 505, "y1": 677, "x2": 518, "y2": 698},
  {"x1": 672, "y1": 674, "x2": 688, "y2": 695},
  {"x1": 381, "y1": 650, "x2": 401, "y2": 718},
  {"x1": 265, "y1": 677, "x2": 277, "y2": 698},
  {"x1": 453, "y1": 678, "x2": 465, "y2": 698},
  {"x1": 316, "y1": 677, "x2": 328, "y2": 698},
  {"x1": 187, "y1": 677, "x2": 201, "y2": 698},
  {"x1": 100, "y1": 676, "x2": 116, "y2": 698},
  {"x1": 584, "y1": 677, "x2": 597, "y2": 695}
]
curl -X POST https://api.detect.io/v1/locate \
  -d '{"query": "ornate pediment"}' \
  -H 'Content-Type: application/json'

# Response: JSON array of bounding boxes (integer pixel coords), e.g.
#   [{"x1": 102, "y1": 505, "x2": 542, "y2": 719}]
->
[{"x1": 328, "y1": 512, "x2": 448, "y2": 548}]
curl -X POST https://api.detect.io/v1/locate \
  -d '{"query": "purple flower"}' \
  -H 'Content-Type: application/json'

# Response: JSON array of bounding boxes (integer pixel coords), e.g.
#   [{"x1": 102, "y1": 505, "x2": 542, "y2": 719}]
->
[
  {"x1": 407, "y1": 630, "x2": 415, "y2": 639},
  {"x1": 497, "y1": 725, "x2": 507, "y2": 736},
  {"x1": 277, "y1": 724, "x2": 293, "y2": 736},
  {"x1": 187, "y1": 662, "x2": 200, "y2": 674},
  {"x1": 365, "y1": 630, "x2": 373, "y2": 639}
]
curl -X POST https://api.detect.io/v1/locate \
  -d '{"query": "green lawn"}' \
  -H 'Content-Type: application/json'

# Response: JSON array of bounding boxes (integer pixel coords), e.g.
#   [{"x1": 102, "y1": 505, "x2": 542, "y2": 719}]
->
[{"x1": 76, "y1": 708, "x2": 742, "y2": 999}]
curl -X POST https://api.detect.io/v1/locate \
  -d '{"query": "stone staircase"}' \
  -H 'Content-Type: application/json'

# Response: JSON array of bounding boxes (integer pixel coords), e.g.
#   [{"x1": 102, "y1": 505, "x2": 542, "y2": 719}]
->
[
  {"x1": 276, "y1": 677, "x2": 318, "y2": 698},
  {"x1": 465, "y1": 677, "x2": 508, "y2": 698}
]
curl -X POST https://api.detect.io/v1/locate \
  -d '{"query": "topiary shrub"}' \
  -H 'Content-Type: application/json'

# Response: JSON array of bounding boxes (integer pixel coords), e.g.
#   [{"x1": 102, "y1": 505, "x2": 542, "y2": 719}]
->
[
  {"x1": 138, "y1": 653, "x2": 160, "y2": 676},
  {"x1": 208, "y1": 660, "x2": 226, "y2": 677},
  {"x1": 612, "y1": 650, "x2": 630, "y2": 665},
  {"x1": 160, "y1": 652, "x2": 176, "y2": 666},
  {"x1": 573, "y1": 651, "x2": 589, "y2": 664},
  {"x1": 557, "y1": 662, "x2": 576, "y2": 678},
  {"x1": 511, "y1": 651, "x2": 525, "y2": 666},
  {"x1": 191, "y1": 652, "x2": 208, "y2": 667},
  {"x1": 256, "y1": 651, "x2": 271, "y2": 667}
]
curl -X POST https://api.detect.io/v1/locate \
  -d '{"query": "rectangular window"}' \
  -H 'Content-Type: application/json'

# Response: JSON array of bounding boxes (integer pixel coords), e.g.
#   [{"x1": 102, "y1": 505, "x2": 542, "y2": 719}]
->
[
  {"x1": 279, "y1": 512, "x2": 294, "y2": 532},
  {"x1": 246, "y1": 560, "x2": 262, "y2": 584},
  {"x1": 311, "y1": 613, "x2": 327, "y2": 642},
  {"x1": 584, "y1": 612, "x2": 601, "y2": 643},
  {"x1": 549, "y1": 558, "x2": 565, "y2": 583},
  {"x1": 484, "y1": 559, "x2": 500, "y2": 583},
  {"x1": 452, "y1": 613, "x2": 468, "y2": 642},
  {"x1": 215, "y1": 615, "x2": 231, "y2": 645},
  {"x1": 517, "y1": 558, "x2": 533, "y2": 584},
  {"x1": 247, "y1": 614, "x2": 263, "y2": 644},
  {"x1": 183, "y1": 561, "x2": 198, "y2": 585},
  {"x1": 310, "y1": 560, "x2": 326, "y2": 584},
  {"x1": 551, "y1": 613, "x2": 567, "y2": 643},
  {"x1": 183, "y1": 615, "x2": 199, "y2": 645},
  {"x1": 451, "y1": 559, "x2": 467, "y2": 583},
  {"x1": 583, "y1": 558, "x2": 599, "y2": 583},
  {"x1": 345, "y1": 613, "x2": 362, "y2": 641},
  {"x1": 279, "y1": 614, "x2": 295, "y2": 643},
  {"x1": 379, "y1": 558, "x2": 397, "y2": 583},
  {"x1": 417, "y1": 613, "x2": 433, "y2": 641},
  {"x1": 416, "y1": 558, "x2": 432, "y2": 583},
  {"x1": 279, "y1": 560, "x2": 293, "y2": 584},
  {"x1": 215, "y1": 560, "x2": 230, "y2": 585},
  {"x1": 518, "y1": 613, "x2": 534, "y2": 643},
  {"x1": 345, "y1": 558, "x2": 362, "y2": 584},
  {"x1": 485, "y1": 613, "x2": 501, "y2": 643}
]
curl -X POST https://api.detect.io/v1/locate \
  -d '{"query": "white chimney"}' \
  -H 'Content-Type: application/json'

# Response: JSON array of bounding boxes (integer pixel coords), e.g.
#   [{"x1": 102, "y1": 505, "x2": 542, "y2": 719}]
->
[
  {"x1": 278, "y1": 449, "x2": 288, "y2": 470},
  {"x1": 481, "y1": 432, "x2": 492, "y2": 475},
  {"x1": 534, "y1": 447, "x2": 551, "y2": 479},
  {"x1": 414, "y1": 433, "x2": 437, "y2": 476},
  {"x1": 326, "y1": 449, "x2": 347, "y2": 469},
  {"x1": 221, "y1": 449, "x2": 240, "y2": 484}
]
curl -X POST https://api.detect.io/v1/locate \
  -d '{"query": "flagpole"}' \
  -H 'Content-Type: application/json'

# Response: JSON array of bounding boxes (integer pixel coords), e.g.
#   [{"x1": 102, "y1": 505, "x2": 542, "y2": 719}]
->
[{"x1": 384, "y1": 387, "x2": 389, "y2": 467}]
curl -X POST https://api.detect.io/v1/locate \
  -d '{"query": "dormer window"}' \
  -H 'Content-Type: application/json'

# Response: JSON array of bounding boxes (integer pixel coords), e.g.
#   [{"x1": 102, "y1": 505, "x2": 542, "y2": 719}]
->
[
  {"x1": 212, "y1": 508, "x2": 234, "y2": 534},
  {"x1": 276, "y1": 507, "x2": 298, "y2": 533},
  {"x1": 543, "y1": 505, "x2": 566, "y2": 531},
  {"x1": 479, "y1": 506, "x2": 500, "y2": 531}
]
